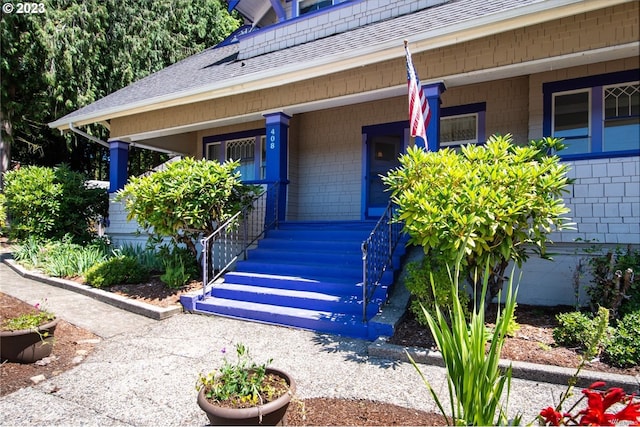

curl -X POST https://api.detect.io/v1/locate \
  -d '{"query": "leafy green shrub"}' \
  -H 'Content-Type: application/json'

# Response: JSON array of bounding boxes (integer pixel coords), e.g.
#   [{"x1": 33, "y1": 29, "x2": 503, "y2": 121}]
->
[
  {"x1": 586, "y1": 246, "x2": 639, "y2": 319},
  {"x1": 115, "y1": 158, "x2": 260, "y2": 265},
  {"x1": 602, "y1": 311, "x2": 640, "y2": 368},
  {"x1": 3, "y1": 164, "x2": 108, "y2": 243},
  {"x1": 159, "y1": 245, "x2": 198, "y2": 288},
  {"x1": 553, "y1": 308, "x2": 610, "y2": 359},
  {"x1": 384, "y1": 135, "x2": 572, "y2": 308},
  {"x1": 85, "y1": 256, "x2": 149, "y2": 288},
  {"x1": 405, "y1": 256, "x2": 469, "y2": 326},
  {"x1": 553, "y1": 311, "x2": 594, "y2": 348}
]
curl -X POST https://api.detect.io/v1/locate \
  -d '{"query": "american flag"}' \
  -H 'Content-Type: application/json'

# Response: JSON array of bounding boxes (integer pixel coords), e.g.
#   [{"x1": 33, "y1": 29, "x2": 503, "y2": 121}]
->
[{"x1": 405, "y1": 42, "x2": 430, "y2": 147}]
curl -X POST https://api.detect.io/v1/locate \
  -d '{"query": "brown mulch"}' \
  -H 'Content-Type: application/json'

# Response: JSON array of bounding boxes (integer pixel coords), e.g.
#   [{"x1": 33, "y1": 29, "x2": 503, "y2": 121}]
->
[
  {"x1": 389, "y1": 304, "x2": 640, "y2": 377},
  {"x1": 108, "y1": 276, "x2": 202, "y2": 307},
  {"x1": 1, "y1": 273, "x2": 638, "y2": 425}
]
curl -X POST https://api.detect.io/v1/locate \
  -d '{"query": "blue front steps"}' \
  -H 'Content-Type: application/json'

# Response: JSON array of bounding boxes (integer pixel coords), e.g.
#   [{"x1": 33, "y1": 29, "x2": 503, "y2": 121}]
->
[{"x1": 181, "y1": 221, "x2": 406, "y2": 340}]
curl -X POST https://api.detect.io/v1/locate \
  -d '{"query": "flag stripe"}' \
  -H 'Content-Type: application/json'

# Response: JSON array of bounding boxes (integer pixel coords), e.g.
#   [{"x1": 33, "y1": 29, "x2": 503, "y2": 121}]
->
[{"x1": 405, "y1": 43, "x2": 430, "y2": 148}]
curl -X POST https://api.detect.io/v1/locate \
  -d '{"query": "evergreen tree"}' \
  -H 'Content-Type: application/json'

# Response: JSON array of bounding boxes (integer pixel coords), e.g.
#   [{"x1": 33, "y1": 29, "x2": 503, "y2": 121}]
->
[{"x1": 1, "y1": 0, "x2": 240, "y2": 185}]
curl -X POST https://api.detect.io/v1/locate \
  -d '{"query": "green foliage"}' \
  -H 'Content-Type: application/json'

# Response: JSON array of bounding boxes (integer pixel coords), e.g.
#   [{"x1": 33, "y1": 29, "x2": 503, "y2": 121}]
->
[
  {"x1": 602, "y1": 311, "x2": 640, "y2": 368},
  {"x1": 159, "y1": 245, "x2": 198, "y2": 288},
  {"x1": 84, "y1": 255, "x2": 149, "y2": 288},
  {"x1": 405, "y1": 256, "x2": 469, "y2": 327},
  {"x1": 116, "y1": 242, "x2": 163, "y2": 272},
  {"x1": 0, "y1": 192, "x2": 6, "y2": 233},
  {"x1": 586, "y1": 246, "x2": 640, "y2": 319},
  {"x1": 1, "y1": 0, "x2": 241, "y2": 179},
  {"x1": 553, "y1": 311, "x2": 593, "y2": 348},
  {"x1": 1, "y1": 302, "x2": 55, "y2": 332},
  {"x1": 196, "y1": 343, "x2": 282, "y2": 407},
  {"x1": 552, "y1": 307, "x2": 610, "y2": 359},
  {"x1": 116, "y1": 158, "x2": 260, "y2": 262},
  {"x1": 13, "y1": 235, "x2": 110, "y2": 278},
  {"x1": 384, "y1": 134, "x2": 572, "y2": 305},
  {"x1": 407, "y1": 249, "x2": 519, "y2": 426},
  {"x1": 12, "y1": 236, "x2": 43, "y2": 268},
  {"x1": 3, "y1": 164, "x2": 107, "y2": 243}
]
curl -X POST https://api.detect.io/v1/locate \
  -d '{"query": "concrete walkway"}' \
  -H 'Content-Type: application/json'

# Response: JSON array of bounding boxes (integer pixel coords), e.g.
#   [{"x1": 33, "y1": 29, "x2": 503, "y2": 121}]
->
[{"x1": 0, "y1": 258, "x2": 636, "y2": 426}]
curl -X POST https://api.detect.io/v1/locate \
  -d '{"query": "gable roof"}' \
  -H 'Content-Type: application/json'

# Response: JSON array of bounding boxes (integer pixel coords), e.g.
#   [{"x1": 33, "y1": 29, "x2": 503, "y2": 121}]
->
[{"x1": 49, "y1": 0, "x2": 623, "y2": 131}]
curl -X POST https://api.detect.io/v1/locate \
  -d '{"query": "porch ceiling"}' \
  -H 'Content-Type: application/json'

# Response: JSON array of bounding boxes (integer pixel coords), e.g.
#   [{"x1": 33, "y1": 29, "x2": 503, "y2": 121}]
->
[{"x1": 112, "y1": 41, "x2": 639, "y2": 143}]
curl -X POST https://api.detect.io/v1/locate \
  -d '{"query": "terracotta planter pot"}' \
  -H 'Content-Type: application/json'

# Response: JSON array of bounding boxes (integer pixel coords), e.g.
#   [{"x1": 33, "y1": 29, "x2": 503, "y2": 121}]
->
[
  {"x1": 197, "y1": 368, "x2": 296, "y2": 426},
  {"x1": 0, "y1": 318, "x2": 59, "y2": 363}
]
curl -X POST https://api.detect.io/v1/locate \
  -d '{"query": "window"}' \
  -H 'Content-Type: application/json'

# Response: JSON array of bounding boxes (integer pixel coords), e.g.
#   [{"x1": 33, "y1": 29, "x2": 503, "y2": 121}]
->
[
  {"x1": 299, "y1": 0, "x2": 332, "y2": 15},
  {"x1": 544, "y1": 70, "x2": 640, "y2": 159},
  {"x1": 552, "y1": 90, "x2": 590, "y2": 155},
  {"x1": 440, "y1": 114, "x2": 478, "y2": 147},
  {"x1": 604, "y1": 83, "x2": 640, "y2": 152},
  {"x1": 440, "y1": 102, "x2": 486, "y2": 148},
  {"x1": 203, "y1": 131, "x2": 266, "y2": 181},
  {"x1": 291, "y1": 0, "x2": 349, "y2": 17}
]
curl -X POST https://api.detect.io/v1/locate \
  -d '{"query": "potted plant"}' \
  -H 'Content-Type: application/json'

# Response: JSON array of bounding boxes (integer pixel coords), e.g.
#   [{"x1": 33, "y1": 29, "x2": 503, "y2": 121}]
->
[
  {"x1": 196, "y1": 343, "x2": 296, "y2": 426},
  {"x1": 0, "y1": 300, "x2": 58, "y2": 363}
]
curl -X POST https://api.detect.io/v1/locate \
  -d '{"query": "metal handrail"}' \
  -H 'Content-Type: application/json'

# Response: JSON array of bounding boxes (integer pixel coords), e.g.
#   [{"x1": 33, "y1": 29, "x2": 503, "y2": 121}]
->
[
  {"x1": 200, "y1": 181, "x2": 279, "y2": 298},
  {"x1": 361, "y1": 201, "x2": 403, "y2": 322}
]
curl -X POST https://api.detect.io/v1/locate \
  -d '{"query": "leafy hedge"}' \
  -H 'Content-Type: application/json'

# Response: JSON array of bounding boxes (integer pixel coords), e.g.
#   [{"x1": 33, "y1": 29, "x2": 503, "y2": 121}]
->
[{"x1": 3, "y1": 164, "x2": 108, "y2": 243}]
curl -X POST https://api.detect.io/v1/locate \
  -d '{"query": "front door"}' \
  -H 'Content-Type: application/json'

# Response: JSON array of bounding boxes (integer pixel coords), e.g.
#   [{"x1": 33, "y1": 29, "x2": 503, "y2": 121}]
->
[{"x1": 365, "y1": 132, "x2": 403, "y2": 218}]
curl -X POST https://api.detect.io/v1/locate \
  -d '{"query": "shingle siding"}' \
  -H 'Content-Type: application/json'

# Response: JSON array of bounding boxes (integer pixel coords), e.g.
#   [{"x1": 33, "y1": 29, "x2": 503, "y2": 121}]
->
[{"x1": 550, "y1": 156, "x2": 640, "y2": 245}]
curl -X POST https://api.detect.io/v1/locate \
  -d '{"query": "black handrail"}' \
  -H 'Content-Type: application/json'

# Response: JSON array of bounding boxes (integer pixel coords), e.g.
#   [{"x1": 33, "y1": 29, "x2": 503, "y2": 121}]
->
[
  {"x1": 200, "y1": 182, "x2": 279, "y2": 298},
  {"x1": 361, "y1": 201, "x2": 402, "y2": 321}
]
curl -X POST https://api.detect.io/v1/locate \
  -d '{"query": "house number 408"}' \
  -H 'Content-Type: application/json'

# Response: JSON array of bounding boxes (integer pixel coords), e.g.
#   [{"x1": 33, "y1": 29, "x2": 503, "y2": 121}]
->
[{"x1": 270, "y1": 129, "x2": 276, "y2": 149}]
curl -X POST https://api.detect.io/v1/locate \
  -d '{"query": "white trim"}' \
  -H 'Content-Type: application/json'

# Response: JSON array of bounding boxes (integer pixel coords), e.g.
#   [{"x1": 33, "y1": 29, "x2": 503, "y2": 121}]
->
[{"x1": 49, "y1": 0, "x2": 627, "y2": 131}]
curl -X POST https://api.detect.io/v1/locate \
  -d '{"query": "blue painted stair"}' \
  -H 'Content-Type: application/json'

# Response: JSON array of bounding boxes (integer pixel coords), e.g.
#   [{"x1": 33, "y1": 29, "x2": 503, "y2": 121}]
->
[{"x1": 181, "y1": 221, "x2": 406, "y2": 340}]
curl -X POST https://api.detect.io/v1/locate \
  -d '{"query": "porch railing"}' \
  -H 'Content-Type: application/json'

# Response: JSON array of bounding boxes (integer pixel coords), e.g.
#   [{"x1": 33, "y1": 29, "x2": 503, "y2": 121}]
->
[
  {"x1": 200, "y1": 182, "x2": 279, "y2": 298},
  {"x1": 361, "y1": 201, "x2": 403, "y2": 322}
]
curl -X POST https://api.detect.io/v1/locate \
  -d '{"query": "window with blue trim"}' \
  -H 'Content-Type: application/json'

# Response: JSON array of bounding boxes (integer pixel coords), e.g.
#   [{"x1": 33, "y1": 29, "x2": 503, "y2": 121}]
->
[
  {"x1": 204, "y1": 131, "x2": 266, "y2": 181},
  {"x1": 544, "y1": 70, "x2": 640, "y2": 159},
  {"x1": 440, "y1": 102, "x2": 486, "y2": 148},
  {"x1": 290, "y1": 0, "x2": 350, "y2": 17}
]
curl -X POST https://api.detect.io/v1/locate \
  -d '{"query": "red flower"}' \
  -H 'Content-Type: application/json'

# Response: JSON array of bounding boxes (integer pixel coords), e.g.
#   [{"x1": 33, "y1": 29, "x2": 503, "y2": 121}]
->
[
  {"x1": 578, "y1": 384, "x2": 640, "y2": 426},
  {"x1": 540, "y1": 407, "x2": 564, "y2": 426},
  {"x1": 610, "y1": 396, "x2": 640, "y2": 425}
]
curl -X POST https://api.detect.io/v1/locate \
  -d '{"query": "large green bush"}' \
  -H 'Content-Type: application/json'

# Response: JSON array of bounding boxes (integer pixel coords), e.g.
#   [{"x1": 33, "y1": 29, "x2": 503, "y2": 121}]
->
[
  {"x1": 384, "y1": 135, "x2": 572, "y2": 307},
  {"x1": 602, "y1": 311, "x2": 640, "y2": 368},
  {"x1": 84, "y1": 255, "x2": 149, "y2": 288},
  {"x1": 115, "y1": 158, "x2": 260, "y2": 264},
  {"x1": 3, "y1": 164, "x2": 108, "y2": 243}
]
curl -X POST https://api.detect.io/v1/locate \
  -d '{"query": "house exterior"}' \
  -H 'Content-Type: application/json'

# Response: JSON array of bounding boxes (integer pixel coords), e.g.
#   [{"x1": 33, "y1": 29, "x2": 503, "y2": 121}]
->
[{"x1": 50, "y1": 0, "x2": 639, "y2": 337}]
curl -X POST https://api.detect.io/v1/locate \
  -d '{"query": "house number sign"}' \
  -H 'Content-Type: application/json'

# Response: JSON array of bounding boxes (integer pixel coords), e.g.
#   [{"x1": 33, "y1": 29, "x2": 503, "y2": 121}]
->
[{"x1": 269, "y1": 128, "x2": 276, "y2": 150}]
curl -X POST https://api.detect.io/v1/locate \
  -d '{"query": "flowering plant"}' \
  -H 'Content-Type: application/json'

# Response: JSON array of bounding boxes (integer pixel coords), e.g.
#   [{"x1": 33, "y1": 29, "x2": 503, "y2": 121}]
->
[
  {"x1": 196, "y1": 343, "x2": 289, "y2": 409},
  {"x1": 1, "y1": 300, "x2": 56, "y2": 332},
  {"x1": 539, "y1": 307, "x2": 640, "y2": 426},
  {"x1": 540, "y1": 381, "x2": 640, "y2": 426}
]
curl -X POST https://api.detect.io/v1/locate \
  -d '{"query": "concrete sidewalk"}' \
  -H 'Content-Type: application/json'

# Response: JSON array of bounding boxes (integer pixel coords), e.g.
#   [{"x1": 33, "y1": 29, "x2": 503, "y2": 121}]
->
[{"x1": 0, "y1": 258, "x2": 637, "y2": 426}]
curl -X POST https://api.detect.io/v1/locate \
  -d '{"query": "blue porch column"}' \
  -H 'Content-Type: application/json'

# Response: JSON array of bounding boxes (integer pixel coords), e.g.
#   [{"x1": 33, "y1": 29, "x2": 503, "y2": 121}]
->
[
  {"x1": 109, "y1": 140, "x2": 129, "y2": 193},
  {"x1": 264, "y1": 112, "x2": 290, "y2": 224},
  {"x1": 423, "y1": 81, "x2": 446, "y2": 152}
]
